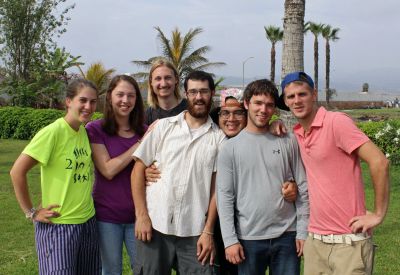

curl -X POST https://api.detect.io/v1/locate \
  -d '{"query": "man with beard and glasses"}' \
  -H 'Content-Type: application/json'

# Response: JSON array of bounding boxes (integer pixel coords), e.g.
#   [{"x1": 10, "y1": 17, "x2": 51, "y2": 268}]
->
[
  {"x1": 131, "y1": 71, "x2": 225, "y2": 274},
  {"x1": 217, "y1": 79, "x2": 309, "y2": 275},
  {"x1": 145, "y1": 88, "x2": 299, "y2": 275}
]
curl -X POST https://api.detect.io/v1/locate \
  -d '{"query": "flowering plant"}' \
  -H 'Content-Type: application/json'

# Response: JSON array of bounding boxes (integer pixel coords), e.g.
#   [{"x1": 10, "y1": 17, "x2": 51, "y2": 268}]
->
[{"x1": 358, "y1": 120, "x2": 400, "y2": 165}]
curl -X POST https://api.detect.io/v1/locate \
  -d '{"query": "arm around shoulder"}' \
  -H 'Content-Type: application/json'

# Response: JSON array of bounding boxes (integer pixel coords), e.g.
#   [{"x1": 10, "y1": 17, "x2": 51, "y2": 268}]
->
[
  {"x1": 91, "y1": 142, "x2": 139, "y2": 180},
  {"x1": 131, "y1": 159, "x2": 153, "y2": 241}
]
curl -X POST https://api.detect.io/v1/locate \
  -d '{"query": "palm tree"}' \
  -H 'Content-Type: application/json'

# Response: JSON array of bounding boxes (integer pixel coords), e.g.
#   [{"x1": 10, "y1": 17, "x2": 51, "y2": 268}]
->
[
  {"x1": 264, "y1": 26, "x2": 283, "y2": 84},
  {"x1": 132, "y1": 26, "x2": 225, "y2": 83},
  {"x1": 281, "y1": 0, "x2": 306, "y2": 129},
  {"x1": 78, "y1": 62, "x2": 115, "y2": 95},
  {"x1": 305, "y1": 22, "x2": 325, "y2": 97},
  {"x1": 281, "y1": 0, "x2": 306, "y2": 77},
  {"x1": 321, "y1": 25, "x2": 340, "y2": 104},
  {"x1": 45, "y1": 48, "x2": 84, "y2": 84}
]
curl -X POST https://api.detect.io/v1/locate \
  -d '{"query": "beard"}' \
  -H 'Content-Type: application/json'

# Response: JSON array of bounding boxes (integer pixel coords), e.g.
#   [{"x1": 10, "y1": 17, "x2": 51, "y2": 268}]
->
[
  {"x1": 248, "y1": 113, "x2": 269, "y2": 129},
  {"x1": 187, "y1": 98, "x2": 212, "y2": 119}
]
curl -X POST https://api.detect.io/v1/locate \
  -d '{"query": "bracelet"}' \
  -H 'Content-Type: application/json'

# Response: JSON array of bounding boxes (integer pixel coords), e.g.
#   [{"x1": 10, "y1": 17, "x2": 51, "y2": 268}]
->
[
  {"x1": 25, "y1": 207, "x2": 37, "y2": 220},
  {"x1": 202, "y1": 230, "x2": 214, "y2": 236}
]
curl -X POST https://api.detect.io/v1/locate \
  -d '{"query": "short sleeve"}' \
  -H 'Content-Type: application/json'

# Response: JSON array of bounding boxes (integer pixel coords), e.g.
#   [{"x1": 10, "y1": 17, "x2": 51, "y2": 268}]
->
[
  {"x1": 23, "y1": 124, "x2": 56, "y2": 166},
  {"x1": 145, "y1": 108, "x2": 153, "y2": 125},
  {"x1": 86, "y1": 120, "x2": 105, "y2": 145},
  {"x1": 133, "y1": 119, "x2": 164, "y2": 166},
  {"x1": 332, "y1": 113, "x2": 369, "y2": 154}
]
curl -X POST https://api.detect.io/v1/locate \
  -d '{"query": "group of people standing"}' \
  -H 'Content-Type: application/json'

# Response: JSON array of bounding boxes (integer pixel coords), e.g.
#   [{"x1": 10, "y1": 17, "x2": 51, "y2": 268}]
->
[{"x1": 10, "y1": 58, "x2": 389, "y2": 275}]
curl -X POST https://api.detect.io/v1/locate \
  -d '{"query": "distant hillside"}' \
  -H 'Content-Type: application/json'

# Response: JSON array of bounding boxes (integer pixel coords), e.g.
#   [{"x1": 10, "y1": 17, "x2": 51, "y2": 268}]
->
[{"x1": 217, "y1": 67, "x2": 400, "y2": 94}]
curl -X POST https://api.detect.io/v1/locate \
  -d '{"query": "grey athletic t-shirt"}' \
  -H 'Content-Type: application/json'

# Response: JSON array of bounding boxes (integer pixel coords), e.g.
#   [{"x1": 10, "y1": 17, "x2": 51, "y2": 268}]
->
[{"x1": 216, "y1": 129, "x2": 309, "y2": 248}]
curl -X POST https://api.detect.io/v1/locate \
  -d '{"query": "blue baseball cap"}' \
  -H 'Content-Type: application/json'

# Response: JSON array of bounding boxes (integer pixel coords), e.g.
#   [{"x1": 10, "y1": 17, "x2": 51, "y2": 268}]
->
[
  {"x1": 278, "y1": 72, "x2": 314, "y2": 110},
  {"x1": 281, "y1": 71, "x2": 314, "y2": 92}
]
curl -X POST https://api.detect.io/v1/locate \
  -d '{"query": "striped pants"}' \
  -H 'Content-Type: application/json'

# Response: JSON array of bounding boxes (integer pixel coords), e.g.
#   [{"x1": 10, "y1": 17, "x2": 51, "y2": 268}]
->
[{"x1": 34, "y1": 217, "x2": 101, "y2": 275}]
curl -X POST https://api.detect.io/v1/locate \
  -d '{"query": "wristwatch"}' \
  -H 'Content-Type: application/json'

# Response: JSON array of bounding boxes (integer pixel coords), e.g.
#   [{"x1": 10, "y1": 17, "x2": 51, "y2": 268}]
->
[{"x1": 25, "y1": 208, "x2": 37, "y2": 220}]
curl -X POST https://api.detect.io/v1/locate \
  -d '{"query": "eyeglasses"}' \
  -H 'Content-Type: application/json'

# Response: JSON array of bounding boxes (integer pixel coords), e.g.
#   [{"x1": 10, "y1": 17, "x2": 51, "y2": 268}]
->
[
  {"x1": 218, "y1": 110, "x2": 246, "y2": 119},
  {"x1": 186, "y1": 89, "x2": 211, "y2": 97}
]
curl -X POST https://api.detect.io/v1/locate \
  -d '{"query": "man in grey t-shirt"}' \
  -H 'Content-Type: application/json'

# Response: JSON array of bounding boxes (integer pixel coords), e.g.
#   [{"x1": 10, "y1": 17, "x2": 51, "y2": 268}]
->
[{"x1": 216, "y1": 79, "x2": 309, "y2": 275}]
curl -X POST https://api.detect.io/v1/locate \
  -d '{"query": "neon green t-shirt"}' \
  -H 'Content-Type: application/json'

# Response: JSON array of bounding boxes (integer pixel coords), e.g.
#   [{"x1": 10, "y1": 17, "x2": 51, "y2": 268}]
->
[{"x1": 23, "y1": 118, "x2": 95, "y2": 224}]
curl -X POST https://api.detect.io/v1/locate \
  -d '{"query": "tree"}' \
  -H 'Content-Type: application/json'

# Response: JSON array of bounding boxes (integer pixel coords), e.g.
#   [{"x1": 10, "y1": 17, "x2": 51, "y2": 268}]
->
[
  {"x1": 264, "y1": 26, "x2": 283, "y2": 84},
  {"x1": 132, "y1": 26, "x2": 225, "y2": 83},
  {"x1": 321, "y1": 25, "x2": 340, "y2": 104},
  {"x1": 305, "y1": 22, "x2": 324, "y2": 96},
  {"x1": 0, "y1": 0, "x2": 75, "y2": 82},
  {"x1": 281, "y1": 0, "x2": 306, "y2": 77},
  {"x1": 44, "y1": 47, "x2": 83, "y2": 84},
  {"x1": 281, "y1": 0, "x2": 306, "y2": 129},
  {"x1": 79, "y1": 62, "x2": 115, "y2": 95},
  {"x1": 34, "y1": 48, "x2": 83, "y2": 108}
]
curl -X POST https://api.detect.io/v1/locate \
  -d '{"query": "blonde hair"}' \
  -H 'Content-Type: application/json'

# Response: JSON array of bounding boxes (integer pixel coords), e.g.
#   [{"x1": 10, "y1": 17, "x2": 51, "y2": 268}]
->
[{"x1": 147, "y1": 58, "x2": 181, "y2": 108}]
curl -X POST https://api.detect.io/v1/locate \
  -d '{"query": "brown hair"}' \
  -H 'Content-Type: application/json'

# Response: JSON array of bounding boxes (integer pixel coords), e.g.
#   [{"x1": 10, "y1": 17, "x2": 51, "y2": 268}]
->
[
  {"x1": 147, "y1": 58, "x2": 181, "y2": 108},
  {"x1": 103, "y1": 75, "x2": 145, "y2": 136},
  {"x1": 66, "y1": 79, "x2": 98, "y2": 99},
  {"x1": 243, "y1": 79, "x2": 279, "y2": 105}
]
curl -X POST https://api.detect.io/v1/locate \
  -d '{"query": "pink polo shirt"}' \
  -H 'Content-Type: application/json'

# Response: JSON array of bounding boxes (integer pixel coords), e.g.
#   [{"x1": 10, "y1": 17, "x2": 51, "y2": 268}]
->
[{"x1": 293, "y1": 107, "x2": 369, "y2": 234}]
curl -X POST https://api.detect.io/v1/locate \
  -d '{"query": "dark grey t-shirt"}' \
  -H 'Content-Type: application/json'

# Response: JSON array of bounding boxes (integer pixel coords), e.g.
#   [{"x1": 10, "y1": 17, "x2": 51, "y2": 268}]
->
[{"x1": 145, "y1": 99, "x2": 188, "y2": 125}]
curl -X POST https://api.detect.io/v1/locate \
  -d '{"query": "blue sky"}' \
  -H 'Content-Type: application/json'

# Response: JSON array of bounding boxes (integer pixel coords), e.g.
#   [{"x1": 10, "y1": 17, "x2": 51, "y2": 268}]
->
[{"x1": 59, "y1": 0, "x2": 400, "y2": 92}]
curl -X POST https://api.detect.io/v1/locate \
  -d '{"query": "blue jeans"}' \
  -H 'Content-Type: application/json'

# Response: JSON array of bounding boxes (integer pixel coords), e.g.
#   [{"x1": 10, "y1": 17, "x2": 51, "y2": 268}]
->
[
  {"x1": 238, "y1": 231, "x2": 300, "y2": 275},
  {"x1": 97, "y1": 221, "x2": 136, "y2": 275}
]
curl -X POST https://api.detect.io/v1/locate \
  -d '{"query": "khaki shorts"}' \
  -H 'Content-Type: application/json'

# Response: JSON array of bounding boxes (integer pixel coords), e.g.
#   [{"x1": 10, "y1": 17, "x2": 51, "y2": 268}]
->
[{"x1": 304, "y1": 235, "x2": 374, "y2": 275}]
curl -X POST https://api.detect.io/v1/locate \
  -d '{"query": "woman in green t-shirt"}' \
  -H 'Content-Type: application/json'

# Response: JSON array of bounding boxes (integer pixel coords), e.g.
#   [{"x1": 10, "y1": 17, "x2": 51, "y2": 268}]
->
[{"x1": 10, "y1": 79, "x2": 101, "y2": 275}]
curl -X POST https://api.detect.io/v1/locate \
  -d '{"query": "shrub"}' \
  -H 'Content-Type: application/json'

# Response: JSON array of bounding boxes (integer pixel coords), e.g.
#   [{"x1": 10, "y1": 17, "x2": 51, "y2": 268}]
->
[
  {"x1": 0, "y1": 107, "x2": 103, "y2": 140},
  {"x1": 0, "y1": 107, "x2": 34, "y2": 138},
  {"x1": 358, "y1": 120, "x2": 400, "y2": 165},
  {"x1": 13, "y1": 109, "x2": 64, "y2": 139}
]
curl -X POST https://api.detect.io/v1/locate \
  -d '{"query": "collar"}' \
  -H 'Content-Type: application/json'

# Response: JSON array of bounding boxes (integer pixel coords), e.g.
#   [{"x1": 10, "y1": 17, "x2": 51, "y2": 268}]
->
[
  {"x1": 293, "y1": 107, "x2": 327, "y2": 136},
  {"x1": 166, "y1": 110, "x2": 218, "y2": 130}
]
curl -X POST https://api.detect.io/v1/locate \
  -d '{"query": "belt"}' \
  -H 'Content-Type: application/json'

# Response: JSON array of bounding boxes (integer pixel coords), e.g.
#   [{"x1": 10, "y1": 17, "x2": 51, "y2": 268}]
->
[{"x1": 308, "y1": 232, "x2": 370, "y2": 245}]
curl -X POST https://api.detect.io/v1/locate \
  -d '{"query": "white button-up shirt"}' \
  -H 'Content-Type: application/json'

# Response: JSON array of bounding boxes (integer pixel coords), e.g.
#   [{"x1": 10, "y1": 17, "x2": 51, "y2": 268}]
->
[{"x1": 133, "y1": 111, "x2": 226, "y2": 237}]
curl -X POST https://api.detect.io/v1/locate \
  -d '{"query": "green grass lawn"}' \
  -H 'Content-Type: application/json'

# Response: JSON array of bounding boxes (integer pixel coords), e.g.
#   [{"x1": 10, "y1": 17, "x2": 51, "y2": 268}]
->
[
  {"x1": 1, "y1": 139, "x2": 399, "y2": 274},
  {"x1": 344, "y1": 108, "x2": 400, "y2": 121}
]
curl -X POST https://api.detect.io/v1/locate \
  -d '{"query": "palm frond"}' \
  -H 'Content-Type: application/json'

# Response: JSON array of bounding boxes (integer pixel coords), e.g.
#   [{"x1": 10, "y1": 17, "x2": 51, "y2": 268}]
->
[
  {"x1": 154, "y1": 26, "x2": 174, "y2": 64},
  {"x1": 264, "y1": 25, "x2": 283, "y2": 43},
  {"x1": 131, "y1": 26, "x2": 224, "y2": 81},
  {"x1": 305, "y1": 21, "x2": 325, "y2": 37}
]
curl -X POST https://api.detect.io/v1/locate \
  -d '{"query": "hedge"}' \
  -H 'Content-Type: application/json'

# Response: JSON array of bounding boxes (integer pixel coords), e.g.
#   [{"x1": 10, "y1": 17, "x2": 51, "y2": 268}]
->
[
  {"x1": 1, "y1": 107, "x2": 399, "y2": 164},
  {"x1": 0, "y1": 107, "x2": 102, "y2": 140}
]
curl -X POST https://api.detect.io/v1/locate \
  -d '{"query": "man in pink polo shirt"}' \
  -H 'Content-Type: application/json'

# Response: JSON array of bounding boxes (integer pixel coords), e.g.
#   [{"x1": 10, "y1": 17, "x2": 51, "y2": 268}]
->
[{"x1": 280, "y1": 72, "x2": 390, "y2": 275}]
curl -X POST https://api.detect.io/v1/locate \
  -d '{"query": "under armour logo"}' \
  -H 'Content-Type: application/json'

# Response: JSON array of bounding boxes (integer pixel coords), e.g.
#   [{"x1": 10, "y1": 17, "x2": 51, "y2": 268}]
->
[{"x1": 273, "y1": 149, "x2": 281, "y2": 154}]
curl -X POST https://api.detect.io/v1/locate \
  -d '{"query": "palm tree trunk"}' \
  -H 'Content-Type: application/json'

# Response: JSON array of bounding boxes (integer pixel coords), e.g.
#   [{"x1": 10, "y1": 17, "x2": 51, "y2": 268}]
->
[
  {"x1": 325, "y1": 40, "x2": 331, "y2": 104},
  {"x1": 271, "y1": 43, "x2": 276, "y2": 84},
  {"x1": 314, "y1": 36, "x2": 319, "y2": 100},
  {"x1": 281, "y1": 0, "x2": 305, "y2": 130},
  {"x1": 281, "y1": 0, "x2": 305, "y2": 77}
]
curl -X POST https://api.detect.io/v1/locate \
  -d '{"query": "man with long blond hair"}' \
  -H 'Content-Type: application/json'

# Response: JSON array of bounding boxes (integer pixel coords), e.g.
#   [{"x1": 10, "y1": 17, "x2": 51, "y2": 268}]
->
[{"x1": 145, "y1": 58, "x2": 187, "y2": 124}]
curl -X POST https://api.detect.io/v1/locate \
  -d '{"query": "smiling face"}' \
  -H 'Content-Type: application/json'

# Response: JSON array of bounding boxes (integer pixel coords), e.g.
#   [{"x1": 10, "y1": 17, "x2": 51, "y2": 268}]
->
[
  {"x1": 150, "y1": 65, "x2": 178, "y2": 100},
  {"x1": 218, "y1": 98, "x2": 247, "y2": 138},
  {"x1": 283, "y1": 81, "x2": 317, "y2": 125},
  {"x1": 110, "y1": 80, "x2": 136, "y2": 118},
  {"x1": 186, "y1": 79, "x2": 213, "y2": 119},
  {"x1": 65, "y1": 86, "x2": 98, "y2": 129},
  {"x1": 244, "y1": 93, "x2": 275, "y2": 133}
]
